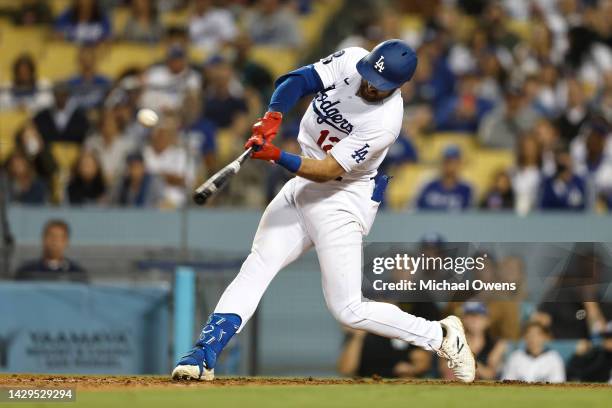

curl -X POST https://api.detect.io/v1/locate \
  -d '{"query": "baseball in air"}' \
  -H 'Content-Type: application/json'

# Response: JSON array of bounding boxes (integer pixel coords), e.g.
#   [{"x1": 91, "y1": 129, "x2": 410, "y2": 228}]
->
[{"x1": 137, "y1": 108, "x2": 159, "y2": 127}]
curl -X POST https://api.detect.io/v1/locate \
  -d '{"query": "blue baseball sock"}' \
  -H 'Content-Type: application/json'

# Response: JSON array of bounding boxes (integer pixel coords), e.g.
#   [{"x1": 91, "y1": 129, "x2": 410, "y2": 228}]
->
[{"x1": 194, "y1": 313, "x2": 241, "y2": 369}]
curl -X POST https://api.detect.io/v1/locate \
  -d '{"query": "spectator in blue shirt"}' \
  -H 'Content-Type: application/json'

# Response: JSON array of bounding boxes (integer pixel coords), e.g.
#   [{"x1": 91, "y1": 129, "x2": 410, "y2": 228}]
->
[
  {"x1": 540, "y1": 150, "x2": 587, "y2": 211},
  {"x1": 186, "y1": 117, "x2": 217, "y2": 176},
  {"x1": 67, "y1": 45, "x2": 112, "y2": 111},
  {"x1": 202, "y1": 56, "x2": 249, "y2": 133},
  {"x1": 416, "y1": 145, "x2": 473, "y2": 211},
  {"x1": 434, "y1": 72, "x2": 494, "y2": 133},
  {"x1": 113, "y1": 152, "x2": 164, "y2": 208},
  {"x1": 54, "y1": 0, "x2": 111, "y2": 44}
]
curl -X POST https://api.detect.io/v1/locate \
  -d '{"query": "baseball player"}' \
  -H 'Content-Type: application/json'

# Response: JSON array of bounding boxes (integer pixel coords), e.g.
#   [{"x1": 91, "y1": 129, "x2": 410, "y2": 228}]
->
[{"x1": 172, "y1": 39, "x2": 476, "y2": 382}]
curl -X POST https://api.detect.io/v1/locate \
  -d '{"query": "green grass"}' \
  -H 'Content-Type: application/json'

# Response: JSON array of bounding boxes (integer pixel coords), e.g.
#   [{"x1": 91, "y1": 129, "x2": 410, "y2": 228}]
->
[{"x1": 7, "y1": 384, "x2": 612, "y2": 408}]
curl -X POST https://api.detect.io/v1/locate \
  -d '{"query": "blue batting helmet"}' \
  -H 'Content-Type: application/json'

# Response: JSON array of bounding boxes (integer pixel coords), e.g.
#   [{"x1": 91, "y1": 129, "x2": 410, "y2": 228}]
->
[{"x1": 356, "y1": 39, "x2": 418, "y2": 91}]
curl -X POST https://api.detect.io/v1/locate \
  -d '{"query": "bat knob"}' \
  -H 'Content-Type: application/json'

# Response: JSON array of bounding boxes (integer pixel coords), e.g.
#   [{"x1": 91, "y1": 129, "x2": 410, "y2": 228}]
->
[{"x1": 193, "y1": 191, "x2": 208, "y2": 205}]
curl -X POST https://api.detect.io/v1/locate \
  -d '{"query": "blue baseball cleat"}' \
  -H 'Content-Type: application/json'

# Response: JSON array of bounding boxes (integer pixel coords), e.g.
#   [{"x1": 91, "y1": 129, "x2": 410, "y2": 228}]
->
[{"x1": 172, "y1": 313, "x2": 241, "y2": 381}]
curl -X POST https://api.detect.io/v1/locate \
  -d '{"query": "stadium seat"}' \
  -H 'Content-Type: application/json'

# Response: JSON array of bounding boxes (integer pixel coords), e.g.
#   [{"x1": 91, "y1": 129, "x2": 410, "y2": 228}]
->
[
  {"x1": 400, "y1": 15, "x2": 424, "y2": 33},
  {"x1": 50, "y1": 142, "x2": 80, "y2": 169},
  {"x1": 99, "y1": 43, "x2": 165, "y2": 78},
  {"x1": 112, "y1": 7, "x2": 130, "y2": 35},
  {"x1": 463, "y1": 149, "x2": 514, "y2": 199},
  {"x1": 417, "y1": 132, "x2": 477, "y2": 164},
  {"x1": 216, "y1": 128, "x2": 242, "y2": 164},
  {"x1": 0, "y1": 25, "x2": 46, "y2": 81},
  {"x1": 249, "y1": 46, "x2": 298, "y2": 79},
  {"x1": 387, "y1": 163, "x2": 436, "y2": 209},
  {"x1": 161, "y1": 8, "x2": 189, "y2": 27},
  {"x1": 38, "y1": 42, "x2": 79, "y2": 80},
  {"x1": 507, "y1": 20, "x2": 532, "y2": 42},
  {"x1": 50, "y1": 0, "x2": 71, "y2": 17},
  {"x1": 0, "y1": 110, "x2": 29, "y2": 160},
  {"x1": 299, "y1": 0, "x2": 343, "y2": 48}
]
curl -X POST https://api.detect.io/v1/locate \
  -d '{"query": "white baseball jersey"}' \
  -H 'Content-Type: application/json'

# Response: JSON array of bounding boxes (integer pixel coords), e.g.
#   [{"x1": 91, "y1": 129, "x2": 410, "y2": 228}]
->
[{"x1": 298, "y1": 47, "x2": 404, "y2": 181}]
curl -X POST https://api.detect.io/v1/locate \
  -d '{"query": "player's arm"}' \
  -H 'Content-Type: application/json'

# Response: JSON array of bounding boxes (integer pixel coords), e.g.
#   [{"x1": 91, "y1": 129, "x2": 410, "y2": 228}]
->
[
  {"x1": 247, "y1": 126, "x2": 395, "y2": 183},
  {"x1": 245, "y1": 65, "x2": 325, "y2": 149},
  {"x1": 246, "y1": 48, "x2": 357, "y2": 146},
  {"x1": 246, "y1": 139, "x2": 345, "y2": 182}
]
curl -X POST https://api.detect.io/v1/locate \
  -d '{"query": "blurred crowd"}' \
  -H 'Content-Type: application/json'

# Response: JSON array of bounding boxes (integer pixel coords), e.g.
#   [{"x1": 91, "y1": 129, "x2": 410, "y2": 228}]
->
[
  {"x1": 367, "y1": 0, "x2": 612, "y2": 213},
  {"x1": 1, "y1": 0, "x2": 612, "y2": 212},
  {"x1": 0, "y1": 0, "x2": 310, "y2": 208},
  {"x1": 337, "y1": 238, "x2": 612, "y2": 383}
]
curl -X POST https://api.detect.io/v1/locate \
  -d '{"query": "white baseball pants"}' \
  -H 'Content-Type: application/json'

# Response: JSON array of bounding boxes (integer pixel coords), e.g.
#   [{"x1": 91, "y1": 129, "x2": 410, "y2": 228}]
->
[{"x1": 215, "y1": 176, "x2": 442, "y2": 350}]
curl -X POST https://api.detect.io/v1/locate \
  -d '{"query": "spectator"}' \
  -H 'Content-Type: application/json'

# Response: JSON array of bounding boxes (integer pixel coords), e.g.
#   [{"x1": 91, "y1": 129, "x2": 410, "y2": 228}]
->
[
  {"x1": 141, "y1": 44, "x2": 202, "y2": 122},
  {"x1": 14, "y1": 219, "x2": 87, "y2": 282},
  {"x1": 244, "y1": 0, "x2": 303, "y2": 48},
  {"x1": 434, "y1": 72, "x2": 494, "y2": 133},
  {"x1": 185, "y1": 116, "x2": 217, "y2": 177},
  {"x1": 556, "y1": 78, "x2": 590, "y2": 144},
  {"x1": 533, "y1": 118, "x2": 560, "y2": 176},
  {"x1": 567, "y1": 322, "x2": 612, "y2": 383},
  {"x1": 113, "y1": 152, "x2": 164, "y2": 207},
  {"x1": 233, "y1": 33, "x2": 274, "y2": 102},
  {"x1": 67, "y1": 151, "x2": 107, "y2": 205},
  {"x1": 107, "y1": 73, "x2": 148, "y2": 148},
  {"x1": 416, "y1": 145, "x2": 473, "y2": 211},
  {"x1": 487, "y1": 255, "x2": 525, "y2": 341},
  {"x1": 440, "y1": 303, "x2": 506, "y2": 380},
  {"x1": 337, "y1": 303, "x2": 439, "y2": 378},
  {"x1": 570, "y1": 117, "x2": 612, "y2": 202},
  {"x1": 479, "y1": 84, "x2": 540, "y2": 149},
  {"x1": 143, "y1": 117, "x2": 193, "y2": 208},
  {"x1": 66, "y1": 45, "x2": 112, "y2": 111},
  {"x1": 0, "y1": 53, "x2": 52, "y2": 112},
  {"x1": 85, "y1": 110, "x2": 134, "y2": 185},
  {"x1": 4, "y1": 151, "x2": 47, "y2": 205},
  {"x1": 33, "y1": 82, "x2": 90, "y2": 145},
  {"x1": 122, "y1": 0, "x2": 164, "y2": 43},
  {"x1": 533, "y1": 249, "x2": 612, "y2": 339},
  {"x1": 539, "y1": 149, "x2": 587, "y2": 211},
  {"x1": 480, "y1": 169, "x2": 514, "y2": 210},
  {"x1": 502, "y1": 322, "x2": 566, "y2": 383},
  {"x1": 202, "y1": 56, "x2": 249, "y2": 134},
  {"x1": 189, "y1": 0, "x2": 237, "y2": 53},
  {"x1": 54, "y1": 0, "x2": 111, "y2": 44},
  {"x1": 10, "y1": 0, "x2": 52, "y2": 25},
  {"x1": 14, "y1": 122, "x2": 58, "y2": 186},
  {"x1": 511, "y1": 134, "x2": 542, "y2": 214}
]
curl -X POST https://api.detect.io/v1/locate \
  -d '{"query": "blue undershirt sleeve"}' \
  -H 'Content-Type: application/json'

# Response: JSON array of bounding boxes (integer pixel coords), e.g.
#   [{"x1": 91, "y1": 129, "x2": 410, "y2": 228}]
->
[{"x1": 268, "y1": 65, "x2": 324, "y2": 114}]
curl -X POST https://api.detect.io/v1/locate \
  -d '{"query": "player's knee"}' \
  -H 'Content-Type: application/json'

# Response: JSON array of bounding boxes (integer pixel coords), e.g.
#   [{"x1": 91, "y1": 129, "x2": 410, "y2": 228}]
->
[{"x1": 328, "y1": 299, "x2": 368, "y2": 328}]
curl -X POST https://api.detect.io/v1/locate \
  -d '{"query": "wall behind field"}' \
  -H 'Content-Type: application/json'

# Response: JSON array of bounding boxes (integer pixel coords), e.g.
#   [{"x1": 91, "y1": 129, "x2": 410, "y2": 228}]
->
[{"x1": 5, "y1": 206, "x2": 612, "y2": 376}]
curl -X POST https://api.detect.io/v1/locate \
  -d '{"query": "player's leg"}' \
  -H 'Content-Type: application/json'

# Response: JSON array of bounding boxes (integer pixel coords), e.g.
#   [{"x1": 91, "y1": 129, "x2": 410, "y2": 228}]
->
[
  {"x1": 314, "y1": 219, "x2": 475, "y2": 381},
  {"x1": 173, "y1": 180, "x2": 313, "y2": 380},
  {"x1": 315, "y1": 220, "x2": 443, "y2": 349}
]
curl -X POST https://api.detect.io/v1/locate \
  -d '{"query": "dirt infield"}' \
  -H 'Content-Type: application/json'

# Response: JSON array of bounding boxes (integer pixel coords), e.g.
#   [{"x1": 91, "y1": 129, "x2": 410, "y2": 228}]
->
[{"x1": 1, "y1": 374, "x2": 610, "y2": 390}]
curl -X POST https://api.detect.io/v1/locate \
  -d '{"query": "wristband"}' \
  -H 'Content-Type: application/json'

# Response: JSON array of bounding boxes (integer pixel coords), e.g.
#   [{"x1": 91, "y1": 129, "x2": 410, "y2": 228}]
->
[{"x1": 276, "y1": 151, "x2": 302, "y2": 173}]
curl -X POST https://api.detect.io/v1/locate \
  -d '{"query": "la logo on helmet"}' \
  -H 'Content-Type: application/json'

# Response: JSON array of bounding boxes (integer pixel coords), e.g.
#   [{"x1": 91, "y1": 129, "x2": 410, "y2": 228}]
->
[{"x1": 374, "y1": 56, "x2": 385, "y2": 73}]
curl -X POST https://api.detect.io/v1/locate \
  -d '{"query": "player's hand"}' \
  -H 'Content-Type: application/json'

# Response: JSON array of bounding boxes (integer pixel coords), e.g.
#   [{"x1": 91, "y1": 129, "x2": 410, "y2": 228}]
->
[
  {"x1": 244, "y1": 133, "x2": 264, "y2": 150},
  {"x1": 249, "y1": 139, "x2": 281, "y2": 162},
  {"x1": 251, "y1": 111, "x2": 283, "y2": 144}
]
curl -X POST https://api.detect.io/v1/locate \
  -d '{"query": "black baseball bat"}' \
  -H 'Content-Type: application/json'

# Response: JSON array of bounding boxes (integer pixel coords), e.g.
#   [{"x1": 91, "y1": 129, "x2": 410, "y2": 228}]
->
[{"x1": 193, "y1": 147, "x2": 253, "y2": 205}]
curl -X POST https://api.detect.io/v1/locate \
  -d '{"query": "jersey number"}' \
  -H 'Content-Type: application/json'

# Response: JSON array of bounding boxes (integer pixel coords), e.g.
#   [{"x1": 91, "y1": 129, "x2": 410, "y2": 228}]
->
[{"x1": 316, "y1": 130, "x2": 339, "y2": 152}]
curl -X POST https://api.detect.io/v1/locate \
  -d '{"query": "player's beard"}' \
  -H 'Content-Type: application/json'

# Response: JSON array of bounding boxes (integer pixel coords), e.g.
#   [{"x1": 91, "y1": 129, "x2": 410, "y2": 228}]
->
[{"x1": 357, "y1": 80, "x2": 394, "y2": 102}]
